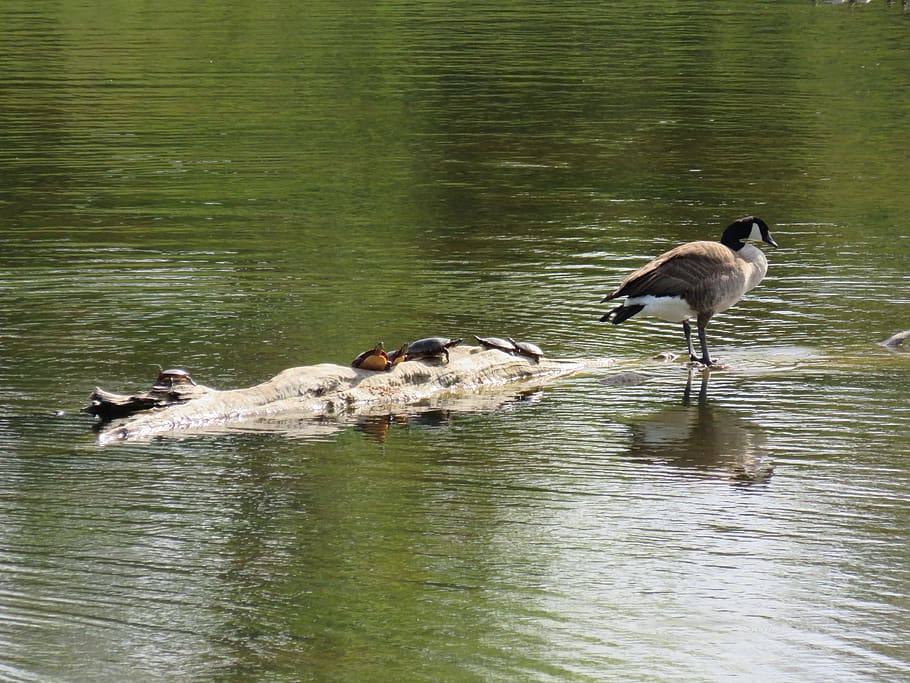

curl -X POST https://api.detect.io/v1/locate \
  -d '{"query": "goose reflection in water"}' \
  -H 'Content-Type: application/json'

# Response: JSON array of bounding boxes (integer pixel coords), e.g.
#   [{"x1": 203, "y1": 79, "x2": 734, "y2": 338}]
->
[{"x1": 628, "y1": 371, "x2": 773, "y2": 485}]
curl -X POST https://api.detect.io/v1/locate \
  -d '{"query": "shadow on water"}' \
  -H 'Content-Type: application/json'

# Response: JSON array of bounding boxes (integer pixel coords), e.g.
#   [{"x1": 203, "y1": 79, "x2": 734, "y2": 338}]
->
[{"x1": 627, "y1": 370, "x2": 773, "y2": 486}]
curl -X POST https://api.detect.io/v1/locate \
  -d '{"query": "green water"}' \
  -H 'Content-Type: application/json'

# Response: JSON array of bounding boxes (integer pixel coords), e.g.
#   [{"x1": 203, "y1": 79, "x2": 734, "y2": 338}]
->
[{"x1": 2, "y1": 2, "x2": 910, "y2": 681}]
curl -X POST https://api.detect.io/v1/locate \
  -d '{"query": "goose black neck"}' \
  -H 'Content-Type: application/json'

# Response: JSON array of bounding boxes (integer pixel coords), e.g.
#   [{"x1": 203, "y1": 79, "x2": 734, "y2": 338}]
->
[{"x1": 720, "y1": 224, "x2": 747, "y2": 251}]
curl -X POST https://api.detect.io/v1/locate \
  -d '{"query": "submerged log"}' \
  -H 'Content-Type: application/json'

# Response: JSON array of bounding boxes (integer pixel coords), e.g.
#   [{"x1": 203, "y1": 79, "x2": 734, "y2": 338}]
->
[
  {"x1": 881, "y1": 329, "x2": 910, "y2": 348},
  {"x1": 91, "y1": 345, "x2": 591, "y2": 444}
]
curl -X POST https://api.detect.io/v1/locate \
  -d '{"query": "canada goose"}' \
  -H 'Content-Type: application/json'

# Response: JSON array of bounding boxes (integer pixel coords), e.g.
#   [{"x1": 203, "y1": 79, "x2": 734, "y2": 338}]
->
[{"x1": 600, "y1": 216, "x2": 778, "y2": 366}]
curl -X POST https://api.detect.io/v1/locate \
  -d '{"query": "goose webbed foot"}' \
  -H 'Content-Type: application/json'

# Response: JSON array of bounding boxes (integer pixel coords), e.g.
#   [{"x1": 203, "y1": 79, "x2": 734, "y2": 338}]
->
[{"x1": 688, "y1": 356, "x2": 728, "y2": 370}]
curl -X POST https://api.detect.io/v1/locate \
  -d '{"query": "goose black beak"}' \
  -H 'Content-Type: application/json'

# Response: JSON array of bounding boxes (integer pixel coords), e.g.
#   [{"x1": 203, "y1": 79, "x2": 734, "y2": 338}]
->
[{"x1": 765, "y1": 233, "x2": 779, "y2": 248}]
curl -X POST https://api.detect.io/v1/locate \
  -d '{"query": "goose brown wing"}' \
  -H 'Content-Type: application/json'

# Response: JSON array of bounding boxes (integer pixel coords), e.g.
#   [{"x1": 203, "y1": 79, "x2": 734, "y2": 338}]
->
[{"x1": 604, "y1": 241, "x2": 735, "y2": 300}]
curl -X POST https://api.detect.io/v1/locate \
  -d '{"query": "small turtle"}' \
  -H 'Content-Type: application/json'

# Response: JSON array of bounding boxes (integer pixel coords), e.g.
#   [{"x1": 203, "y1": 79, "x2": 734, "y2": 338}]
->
[
  {"x1": 404, "y1": 337, "x2": 463, "y2": 364},
  {"x1": 352, "y1": 342, "x2": 391, "y2": 371},
  {"x1": 387, "y1": 342, "x2": 409, "y2": 366},
  {"x1": 473, "y1": 335, "x2": 517, "y2": 354},
  {"x1": 508, "y1": 338, "x2": 544, "y2": 361},
  {"x1": 153, "y1": 366, "x2": 197, "y2": 391}
]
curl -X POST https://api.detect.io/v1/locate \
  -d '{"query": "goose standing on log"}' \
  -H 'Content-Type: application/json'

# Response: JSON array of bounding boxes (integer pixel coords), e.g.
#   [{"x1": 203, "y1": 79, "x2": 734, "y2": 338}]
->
[{"x1": 600, "y1": 216, "x2": 778, "y2": 367}]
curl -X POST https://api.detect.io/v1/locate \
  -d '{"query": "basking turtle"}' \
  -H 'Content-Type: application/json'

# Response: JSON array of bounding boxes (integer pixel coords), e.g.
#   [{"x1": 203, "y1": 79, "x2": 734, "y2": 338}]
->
[
  {"x1": 473, "y1": 335, "x2": 517, "y2": 354},
  {"x1": 387, "y1": 342, "x2": 409, "y2": 366},
  {"x1": 404, "y1": 337, "x2": 463, "y2": 364},
  {"x1": 352, "y1": 342, "x2": 391, "y2": 371},
  {"x1": 153, "y1": 367, "x2": 197, "y2": 392},
  {"x1": 508, "y1": 338, "x2": 544, "y2": 361}
]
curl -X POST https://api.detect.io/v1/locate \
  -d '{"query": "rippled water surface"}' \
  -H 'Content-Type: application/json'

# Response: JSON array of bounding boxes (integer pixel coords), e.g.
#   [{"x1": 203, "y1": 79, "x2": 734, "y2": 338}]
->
[{"x1": 2, "y1": 2, "x2": 910, "y2": 681}]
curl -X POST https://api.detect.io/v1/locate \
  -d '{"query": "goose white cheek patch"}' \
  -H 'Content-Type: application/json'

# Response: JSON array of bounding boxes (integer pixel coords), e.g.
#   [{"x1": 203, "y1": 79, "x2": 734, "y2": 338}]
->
[{"x1": 749, "y1": 222, "x2": 763, "y2": 241}]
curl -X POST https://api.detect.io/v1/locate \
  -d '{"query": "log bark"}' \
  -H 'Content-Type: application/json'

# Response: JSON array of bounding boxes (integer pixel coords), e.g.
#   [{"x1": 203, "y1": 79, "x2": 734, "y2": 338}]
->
[{"x1": 91, "y1": 345, "x2": 591, "y2": 444}]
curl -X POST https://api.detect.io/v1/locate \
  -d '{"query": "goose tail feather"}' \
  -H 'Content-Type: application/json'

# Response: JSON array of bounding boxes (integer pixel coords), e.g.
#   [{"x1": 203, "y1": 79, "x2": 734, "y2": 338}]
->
[{"x1": 601, "y1": 303, "x2": 644, "y2": 325}]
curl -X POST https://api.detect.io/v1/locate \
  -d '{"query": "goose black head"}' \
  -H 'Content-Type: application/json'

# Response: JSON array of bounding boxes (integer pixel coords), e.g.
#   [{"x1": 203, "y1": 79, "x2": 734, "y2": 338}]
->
[{"x1": 721, "y1": 216, "x2": 778, "y2": 251}]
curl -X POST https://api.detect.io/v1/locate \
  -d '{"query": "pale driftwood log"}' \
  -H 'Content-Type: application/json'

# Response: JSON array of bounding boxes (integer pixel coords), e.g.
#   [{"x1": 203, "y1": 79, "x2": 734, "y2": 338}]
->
[
  {"x1": 881, "y1": 330, "x2": 910, "y2": 348},
  {"x1": 94, "y1": 345, "x2": 592, "y2": 444},
  {"x1": 84, "y1": 384, "x2": 213, "y2": 421}
]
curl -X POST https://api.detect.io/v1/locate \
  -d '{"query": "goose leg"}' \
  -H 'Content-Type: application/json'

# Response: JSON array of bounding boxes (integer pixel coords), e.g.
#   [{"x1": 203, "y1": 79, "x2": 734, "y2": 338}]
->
[
  {"x1": 682, "y1": 321, "x2": 698, "y2": 361},
  {"x1": 684, "y1": 319, "x2": 714, "y2": 366},
  {"x1": 697, "y1": 324, "x2": 712, "y2": 366}
]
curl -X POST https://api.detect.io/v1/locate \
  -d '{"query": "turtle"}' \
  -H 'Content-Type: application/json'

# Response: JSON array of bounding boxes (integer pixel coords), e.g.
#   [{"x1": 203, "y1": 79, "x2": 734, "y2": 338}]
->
[
  {"x1": 403, "y1": 337, "x2": 463, "y2": 364},
  {"x1": 473, "y1": 335, "x2": 517, "y2": 354},
  {"x1": 508, "y1": 338, "x2": 544, "y2": 361},
  {"x1": 153, "y1": 366, "x2": 197, "y2": 391},
  {"x1": 386, "y1": 342, "x2": 409, "y2": 366},
  {"x1": 352, "y1": 342, "x2": 391, "y2": 371}
]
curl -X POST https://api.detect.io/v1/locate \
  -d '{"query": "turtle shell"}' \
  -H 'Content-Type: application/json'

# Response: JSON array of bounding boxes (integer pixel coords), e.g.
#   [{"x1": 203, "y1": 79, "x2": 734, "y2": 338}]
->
[
  {"x1": 387, "y1": 342, "x2": 409, "y2": 365},
  {"x1": 153, "y1": 367, "x2": 197, "y2": 391},
  {"x1": 352, "y1": 342, "x2": 391, "y2": 371},
  {"x1": 508, "y1": 338, "x2": 544, "y2": 359},
  {"x1": 405, "y1": 337, "x2": 463, "y2": 363},
  {"x1": 473, "y1": 335, "x2": 516, "y2": 354}
]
